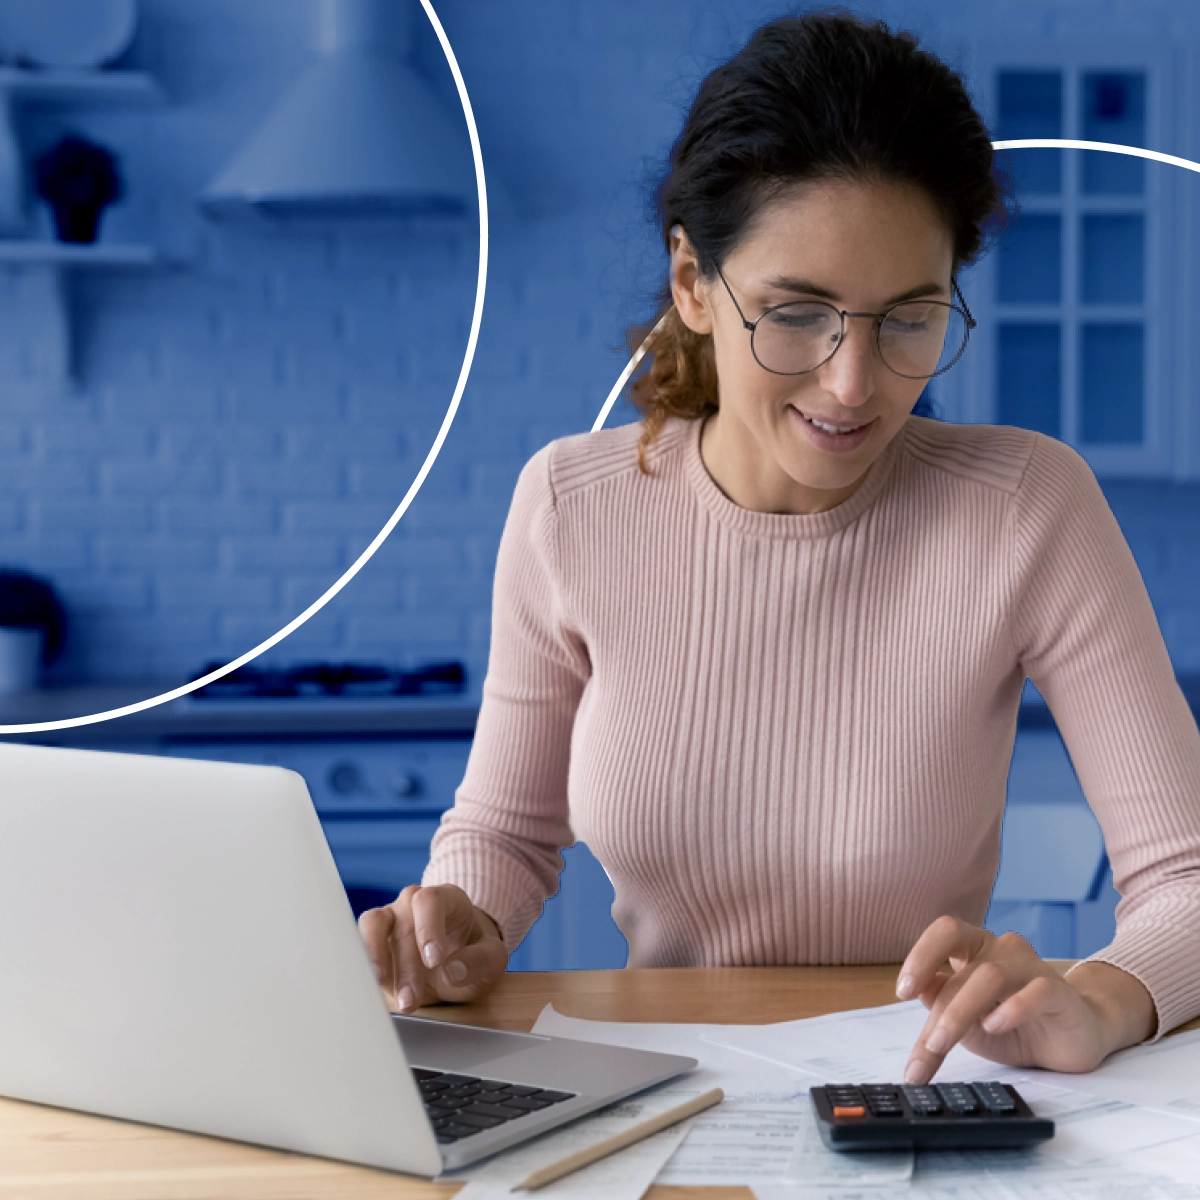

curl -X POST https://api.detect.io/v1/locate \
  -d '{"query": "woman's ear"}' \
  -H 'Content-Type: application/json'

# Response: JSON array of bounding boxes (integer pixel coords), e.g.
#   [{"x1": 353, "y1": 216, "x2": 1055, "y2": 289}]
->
[{"x1": 668, "y1": 225, "x2": 715, "y2": 336}]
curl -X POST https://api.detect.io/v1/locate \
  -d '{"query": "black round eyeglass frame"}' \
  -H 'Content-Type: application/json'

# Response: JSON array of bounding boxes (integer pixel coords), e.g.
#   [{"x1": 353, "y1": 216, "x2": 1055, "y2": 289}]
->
[{"x1": 711, "y1": 260, "x2": 977, "y2": 380}]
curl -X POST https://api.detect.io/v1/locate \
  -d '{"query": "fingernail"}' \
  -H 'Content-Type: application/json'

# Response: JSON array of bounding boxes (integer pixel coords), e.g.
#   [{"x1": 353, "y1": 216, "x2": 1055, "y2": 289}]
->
[
  {"x1": 983, "y1": 1012, "x2": 1003, "y2": 1033},
  {"x1": 896, "y1": 974, "x2": 914, "y2": 1000},
  {"x1": 904, "y1": 1061, "x2": 924, "y2": 1085},
  {"x1": 926, "y1": 1026, "x2": 948, "y2": 1055},
  {"x1": 443, "y1": 960, "x2": 467, "y2": 984},
  {"x1": 422, "y1": 941, "x2": 439, "y2": 968},
  {"x1": 398, "y1": 986, "x2": 414, "y2": 1012}
]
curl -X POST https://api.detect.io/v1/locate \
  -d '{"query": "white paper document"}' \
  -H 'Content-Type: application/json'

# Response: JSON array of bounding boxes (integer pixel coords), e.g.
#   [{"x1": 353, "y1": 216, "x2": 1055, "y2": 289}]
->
[
  {"x1": 441, "y1": 999, "x2": 1200, "y2": 1199},
  {"x1": 755, "y1": 1139, "x2": 1200, "y2": 1200},
  {"x1": 702, "y1": 997, "x2": 1012, "y2": 1084},
  {"x1": 704, "y1": 998, "x2": 1200, "y2": 1193},
  {"x1": 1024, "y1": 1027, "x2": 1200, "y2": 1123},
  {"x1": 529, "y1": 1003, "x2": 913, "y2": 1189},
  {"x1": 530, "y1": 1002, "x2": 811, "y2": 1185},
  {"x1": 440, "y1": 1092, "x2": 692, "y2": 1200},
  {"x1": 779, "y1": 1102, "x2": 913, "y2": 1185}
]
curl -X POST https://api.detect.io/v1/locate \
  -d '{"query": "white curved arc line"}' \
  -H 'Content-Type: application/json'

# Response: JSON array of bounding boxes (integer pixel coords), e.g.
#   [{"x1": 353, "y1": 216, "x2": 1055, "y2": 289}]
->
[
  {"x1": 993, "y1": 138, "x2": 1200, "y2": 174},
  {"x1": 590, "y1": 307, "x2": 674, "y2": 432},
  {"x1": 0, "y1": 0, "x2": 487, "y2": 736}
]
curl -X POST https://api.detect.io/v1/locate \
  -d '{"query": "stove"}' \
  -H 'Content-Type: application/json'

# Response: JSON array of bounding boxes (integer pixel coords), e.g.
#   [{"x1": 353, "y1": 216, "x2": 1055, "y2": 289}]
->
[{"x1": 188, "y1": 659, "x2": 466, "y2": 700}]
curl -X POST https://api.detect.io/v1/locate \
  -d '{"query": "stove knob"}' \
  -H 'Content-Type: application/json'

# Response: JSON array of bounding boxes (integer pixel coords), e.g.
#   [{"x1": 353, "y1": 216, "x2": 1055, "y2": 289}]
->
[
  {"x1": 389, "y1": 770, "x2": 423, "y2": 800},
  {"x1": 327, "y1": 761, "x2": 365, "y2": 796}
]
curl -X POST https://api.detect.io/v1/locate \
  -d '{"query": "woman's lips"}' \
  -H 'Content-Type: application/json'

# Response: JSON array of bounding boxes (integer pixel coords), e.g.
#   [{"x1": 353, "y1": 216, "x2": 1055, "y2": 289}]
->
[
  {"x1": 789, "y1": 406, "x2": 876, "y2": 452},
  {"x1": 794, "y1": 407, "x2": 870, "y2": 431}
]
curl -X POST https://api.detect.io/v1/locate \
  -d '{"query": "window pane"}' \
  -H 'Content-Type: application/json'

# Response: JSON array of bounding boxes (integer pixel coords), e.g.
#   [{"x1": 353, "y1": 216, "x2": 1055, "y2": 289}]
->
[
  {"x1": 1081, "y1": 215, "x2": 1143, "y2": 303},
  {"x1": 998, "y1": 324, "x2": 1061, "y2": 437},
  {"x1": 997, "y1": 214, "x2": 1061, "y2": 303},
  {"x1": 998, "y1": 70, "x2": 1062, "y2": 195},
  {"x1": 1081, "y1": 73, "x2": 1146, "y2": 195},
  {"x1": 1080, "y1": 323, "x2": 1143, "y2": 444}
]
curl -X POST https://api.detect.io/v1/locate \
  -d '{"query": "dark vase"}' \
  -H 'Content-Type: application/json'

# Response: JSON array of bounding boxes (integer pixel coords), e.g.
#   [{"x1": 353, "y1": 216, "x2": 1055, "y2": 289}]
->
[{"x1": 49, "y1": 201, "x2": 104, "y2": 245}]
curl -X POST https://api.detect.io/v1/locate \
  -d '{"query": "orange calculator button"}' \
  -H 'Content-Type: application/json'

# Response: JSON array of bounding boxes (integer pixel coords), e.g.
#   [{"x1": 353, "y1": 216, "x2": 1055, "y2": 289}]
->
[{"x1": 832, "y1": 1105, "x2": 866, "y2": 1118}]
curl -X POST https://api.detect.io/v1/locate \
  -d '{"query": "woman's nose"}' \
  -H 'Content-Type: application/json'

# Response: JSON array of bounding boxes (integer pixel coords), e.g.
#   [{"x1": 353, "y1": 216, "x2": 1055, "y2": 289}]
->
[{"x1": 816, "y1": 316, "x2": 878, "y2": 408}]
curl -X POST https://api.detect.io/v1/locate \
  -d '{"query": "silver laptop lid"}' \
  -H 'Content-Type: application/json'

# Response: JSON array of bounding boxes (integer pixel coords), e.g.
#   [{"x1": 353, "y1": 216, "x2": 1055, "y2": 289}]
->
[{"x1": 0, "y1": 741, "x2": 442, "y2": 1177}]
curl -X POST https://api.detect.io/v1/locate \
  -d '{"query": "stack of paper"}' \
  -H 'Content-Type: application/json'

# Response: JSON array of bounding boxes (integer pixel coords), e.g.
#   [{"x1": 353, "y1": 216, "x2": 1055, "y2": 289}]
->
[
  {"x1": 702, "y1": 1000, "x2": 1200, "y2": 1198},
  {"x1": 436, "y1": 999, "x2": 1200, "y2": 1199}
]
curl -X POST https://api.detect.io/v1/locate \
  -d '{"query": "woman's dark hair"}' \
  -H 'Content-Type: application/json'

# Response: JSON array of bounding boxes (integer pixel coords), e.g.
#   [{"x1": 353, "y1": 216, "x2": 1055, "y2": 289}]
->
[{"x1": 623, "y1": 7, "x2": 1013, "y2": 474}]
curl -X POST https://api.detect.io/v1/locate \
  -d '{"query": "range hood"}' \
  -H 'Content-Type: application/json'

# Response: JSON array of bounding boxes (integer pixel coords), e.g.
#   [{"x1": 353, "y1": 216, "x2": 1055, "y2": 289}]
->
[{"x1": 201, "y1": 0, "x2": 475, "y2": 216}]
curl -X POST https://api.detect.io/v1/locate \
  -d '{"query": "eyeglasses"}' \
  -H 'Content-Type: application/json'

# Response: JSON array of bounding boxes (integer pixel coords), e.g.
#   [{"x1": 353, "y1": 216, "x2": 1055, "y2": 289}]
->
[{"x1": 712, "y1": 261, "x2": 976, "y2": 380}]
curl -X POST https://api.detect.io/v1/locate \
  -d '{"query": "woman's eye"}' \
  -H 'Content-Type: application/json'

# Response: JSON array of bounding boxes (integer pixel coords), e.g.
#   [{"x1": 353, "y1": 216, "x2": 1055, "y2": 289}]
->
[{"x1": 768, "y1": 309, "x2": 831, "y2": 330}]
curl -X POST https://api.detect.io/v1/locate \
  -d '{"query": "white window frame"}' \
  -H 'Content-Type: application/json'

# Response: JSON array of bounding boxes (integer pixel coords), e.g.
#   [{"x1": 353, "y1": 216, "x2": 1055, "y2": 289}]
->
[{"x1": 933, "y1": 37, "x2": 1184, "y2": 479}]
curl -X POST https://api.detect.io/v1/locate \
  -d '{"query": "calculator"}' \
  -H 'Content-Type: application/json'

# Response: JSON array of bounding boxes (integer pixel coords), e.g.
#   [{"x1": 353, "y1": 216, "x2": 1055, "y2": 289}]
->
[{"x1": 810, "y1": 1081, "x2": 1055, "y2": 1150}]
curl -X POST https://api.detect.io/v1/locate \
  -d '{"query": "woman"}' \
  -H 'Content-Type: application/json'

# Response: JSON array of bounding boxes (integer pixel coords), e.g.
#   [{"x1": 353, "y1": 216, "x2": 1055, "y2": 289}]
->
[{"x1": 360, "y1": 9, "x2": 1200, "y2": 1086}]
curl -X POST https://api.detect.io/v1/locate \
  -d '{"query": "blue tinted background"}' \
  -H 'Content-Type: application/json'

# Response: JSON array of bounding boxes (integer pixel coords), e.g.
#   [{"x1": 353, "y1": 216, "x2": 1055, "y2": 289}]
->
[{"x1": 2, "y1": 0, "x2": 1199, "y2": 969}]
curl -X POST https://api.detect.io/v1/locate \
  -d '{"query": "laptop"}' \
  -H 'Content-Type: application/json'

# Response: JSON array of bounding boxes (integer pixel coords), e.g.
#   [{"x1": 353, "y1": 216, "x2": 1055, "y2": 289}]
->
[{"x1": 0, "y1": 741, "x2": 696, "y2": 1177}]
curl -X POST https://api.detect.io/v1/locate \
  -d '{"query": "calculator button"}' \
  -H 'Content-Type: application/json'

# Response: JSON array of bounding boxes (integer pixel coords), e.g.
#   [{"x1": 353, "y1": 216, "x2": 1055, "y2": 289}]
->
[
  {"x1": 902, "y1": 1085, "x2": 943, "y2": 1114},
  {"x1": 936, "y1": 1084, "x2": 980, "y2": 1114},
  {"x1": 831, "y1": 1105, "x2": 866, "y2": 1117},
  {"x1": 972, "y1": 1082, "x2": 1018, "y2": 1113}
]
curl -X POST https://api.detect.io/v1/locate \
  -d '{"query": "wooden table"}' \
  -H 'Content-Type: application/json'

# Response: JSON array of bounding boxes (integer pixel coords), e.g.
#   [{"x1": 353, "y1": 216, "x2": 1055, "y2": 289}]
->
[{"x1": 2, "y1": 965, "x2": 1196, "y2": 1199}]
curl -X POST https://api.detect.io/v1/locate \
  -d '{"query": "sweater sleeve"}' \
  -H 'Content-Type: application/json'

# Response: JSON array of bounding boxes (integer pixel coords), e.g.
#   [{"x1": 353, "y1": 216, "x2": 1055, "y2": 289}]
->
[
  {"x1": 421, "y1": 441, "x2": 590, "y2": 951},
  {"x1": 1008, "y1": 432, "x2": 1200, "y2": 1040}
]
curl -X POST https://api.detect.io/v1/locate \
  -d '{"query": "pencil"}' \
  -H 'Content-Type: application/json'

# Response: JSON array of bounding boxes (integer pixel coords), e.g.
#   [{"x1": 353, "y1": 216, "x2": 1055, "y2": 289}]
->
[{"x1": 509, "y1": 1086, "x2": 724, "y2": 1192}]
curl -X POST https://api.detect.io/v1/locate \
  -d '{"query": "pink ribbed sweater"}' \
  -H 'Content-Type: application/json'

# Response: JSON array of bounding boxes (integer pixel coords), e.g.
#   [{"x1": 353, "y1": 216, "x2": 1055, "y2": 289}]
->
[{"x1": 422, "y1": 413, "x2": 1200, "y2": 1040}]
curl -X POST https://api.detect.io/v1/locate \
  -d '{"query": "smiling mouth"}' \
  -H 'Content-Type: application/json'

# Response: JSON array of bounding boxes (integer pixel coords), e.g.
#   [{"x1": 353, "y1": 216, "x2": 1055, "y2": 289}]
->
[{"x1": 792, "y1": 407, "x2": 874, "y2": 434}]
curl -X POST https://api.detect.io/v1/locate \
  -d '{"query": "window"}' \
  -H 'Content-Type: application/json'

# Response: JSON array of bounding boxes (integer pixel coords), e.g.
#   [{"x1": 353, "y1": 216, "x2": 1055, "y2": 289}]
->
[{"x1": 941, "y1": 42, "x2": 1181, "y2": 478}]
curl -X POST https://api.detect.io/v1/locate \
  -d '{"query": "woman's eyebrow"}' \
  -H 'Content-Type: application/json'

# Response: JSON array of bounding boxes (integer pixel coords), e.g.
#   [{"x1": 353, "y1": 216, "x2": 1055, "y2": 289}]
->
[{"x1": 763, "y1": 276, "x2": 948, "y2": 305}]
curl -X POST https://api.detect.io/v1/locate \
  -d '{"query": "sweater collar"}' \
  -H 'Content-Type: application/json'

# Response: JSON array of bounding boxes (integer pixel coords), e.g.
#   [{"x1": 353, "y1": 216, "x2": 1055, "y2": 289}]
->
[{"x1": 681, "y1": 411, "x2": 907, "y2": 540}]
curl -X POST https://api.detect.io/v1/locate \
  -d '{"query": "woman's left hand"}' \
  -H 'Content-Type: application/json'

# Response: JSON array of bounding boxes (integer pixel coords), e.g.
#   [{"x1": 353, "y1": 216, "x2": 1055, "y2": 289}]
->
[{"x1": 897, "y1": 915, "x2": 1153, "y2": 1085}]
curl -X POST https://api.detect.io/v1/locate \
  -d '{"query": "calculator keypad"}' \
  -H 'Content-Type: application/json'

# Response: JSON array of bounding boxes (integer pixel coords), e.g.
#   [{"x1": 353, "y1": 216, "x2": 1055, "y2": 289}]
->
[
  {"x1": 811, "y1": 1080, "x2": 1054, "y2": 1152},
  {"x1": 824, "y1": 1081, "x2": 1024, "y2": 1119}
]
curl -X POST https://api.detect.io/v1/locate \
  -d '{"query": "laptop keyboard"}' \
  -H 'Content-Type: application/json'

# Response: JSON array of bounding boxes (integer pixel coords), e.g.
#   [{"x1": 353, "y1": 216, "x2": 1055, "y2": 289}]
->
[{"x1": 412, "y1": 1068, "x2": 577, "y2": 1144}]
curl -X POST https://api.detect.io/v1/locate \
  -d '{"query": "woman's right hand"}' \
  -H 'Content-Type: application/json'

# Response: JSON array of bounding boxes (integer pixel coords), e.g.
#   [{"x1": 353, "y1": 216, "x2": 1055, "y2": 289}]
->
[{"x1": 358, "y1": 883, "x2": 508, "y2": 1013}]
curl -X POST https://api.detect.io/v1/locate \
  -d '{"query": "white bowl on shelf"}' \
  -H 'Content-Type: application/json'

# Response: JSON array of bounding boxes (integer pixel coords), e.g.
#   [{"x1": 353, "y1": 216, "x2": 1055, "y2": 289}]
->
[{"x1": 0, "y1": 0, "x2": 137, "y2": 70}]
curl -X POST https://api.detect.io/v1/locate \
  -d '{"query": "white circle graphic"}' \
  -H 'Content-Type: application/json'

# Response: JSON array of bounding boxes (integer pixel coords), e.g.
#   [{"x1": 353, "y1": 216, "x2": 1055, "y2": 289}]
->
[
  {"x1": 592, "y1": 139, "x2": 1190, "y2": 433},
  {"x1": 0, "y1": 0, "x2": 487, "y2": 734}
]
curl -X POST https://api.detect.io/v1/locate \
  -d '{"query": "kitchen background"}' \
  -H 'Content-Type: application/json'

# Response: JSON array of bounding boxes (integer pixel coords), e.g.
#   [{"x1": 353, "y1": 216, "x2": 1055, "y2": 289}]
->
[{"x1": 0, "y1": 0, "x2": 1198, "y2": 971}]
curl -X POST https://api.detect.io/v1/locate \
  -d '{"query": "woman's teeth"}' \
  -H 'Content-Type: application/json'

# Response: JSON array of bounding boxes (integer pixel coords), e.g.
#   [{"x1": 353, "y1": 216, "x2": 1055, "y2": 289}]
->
[{"x1": 805, "y1": 414, "x2": 865, "y2": 435}]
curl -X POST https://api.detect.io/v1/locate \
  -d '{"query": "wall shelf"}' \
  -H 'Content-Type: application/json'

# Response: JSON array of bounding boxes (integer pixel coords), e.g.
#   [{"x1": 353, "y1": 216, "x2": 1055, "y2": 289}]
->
[
  {"x1": 0, "y1": 243, "x2": 163, "y2": 385},
  {"x1": 0, "y1": 68, "x2": 160, "y2": 106},
  {"x1": 0, "y1": 67, "x2": 165, "y2": 386},
  {"x1": 0, "y1": 240, "x2": 157, "y2": 266}
]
